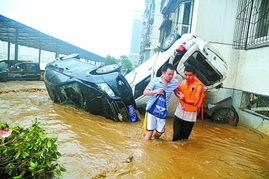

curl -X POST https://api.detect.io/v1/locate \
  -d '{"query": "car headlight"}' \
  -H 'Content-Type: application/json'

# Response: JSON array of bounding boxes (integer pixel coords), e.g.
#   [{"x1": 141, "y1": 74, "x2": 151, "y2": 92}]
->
[{"x1": 97, "y1": 83, "x2": 115, "y2": 97}]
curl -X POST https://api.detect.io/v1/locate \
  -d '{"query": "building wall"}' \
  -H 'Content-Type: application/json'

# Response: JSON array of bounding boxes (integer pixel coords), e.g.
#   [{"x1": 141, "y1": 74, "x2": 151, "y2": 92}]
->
[
  {"x1": 148, "y1": 0, "x2": 163, "y2": 56},
  {"x1": 130, "y1": 10, "x2": 143, "y2": 66},
  {"x1": 192, "y1": 0, "x2": 269, "y2": 95},
  {"x1": 130, "y1": 19, "x2": 143, "y2": 54},
  {"x1": 192, "y1": 0, "x2": 239, "y2": 88},
  {"x1": 139, "y1": 0, "x2": 164, "y2": 62},
  {"x1": 192, "y1": 0, "x2": 237, "y2": 44},
  {"x1": 235, "y1": 48, "x2": 269, "y2": 96},
  {"x1": 191, "y1": 0, "x2": 269, "y2": 134}
]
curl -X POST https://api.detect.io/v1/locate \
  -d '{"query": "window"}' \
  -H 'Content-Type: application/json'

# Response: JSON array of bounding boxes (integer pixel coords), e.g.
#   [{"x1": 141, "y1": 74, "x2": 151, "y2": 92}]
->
[
  {"x1": 0, "y1": 61, "x2": 8, "y2": 68},
  {"x1": 176, "y1": 1, "x2": 193, "y2": 35},
  {"x1": 182, "y1": 2, "x2": 191, "y2": 25},
  {"x1": 159, "y1": 19, "x2": 172, "y2": 45},
  {"x1": 25, "y1": 64, "x2": 37, "y2": 72},
  {"x1": 255, "y1": 0, "x2": 269, "y2": 38},
  {"x1": 241, "y1": 92, "x2": 269, "y2": 119},
  {"x1": 159, "y1": 1, "x2": 193, "y2": 47},
  {"x1": 233, "y1": 0, "x2": 269, "y2": 49}
]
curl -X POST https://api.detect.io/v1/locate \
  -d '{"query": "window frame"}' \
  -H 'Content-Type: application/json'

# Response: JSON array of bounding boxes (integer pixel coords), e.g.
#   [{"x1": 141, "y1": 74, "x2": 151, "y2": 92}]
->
[
  {"x1": 233, "y1": 0, "x2": 269, "y2": 49},
  {"x1": 240, "y1": 91, "x2": 269, "y2": 120}
]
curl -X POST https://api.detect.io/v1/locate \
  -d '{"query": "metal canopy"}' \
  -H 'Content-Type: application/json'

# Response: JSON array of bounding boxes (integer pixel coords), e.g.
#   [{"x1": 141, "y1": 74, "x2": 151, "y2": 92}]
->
[{"x1": 0, "y1": 14, "x2": 104, "y2": 62}]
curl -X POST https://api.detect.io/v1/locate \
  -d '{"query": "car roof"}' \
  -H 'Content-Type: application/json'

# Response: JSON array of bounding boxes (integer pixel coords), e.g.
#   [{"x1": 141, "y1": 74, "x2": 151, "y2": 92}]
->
[{"x1": 0, "y1": 60, "x2": 37, "y2": 66}]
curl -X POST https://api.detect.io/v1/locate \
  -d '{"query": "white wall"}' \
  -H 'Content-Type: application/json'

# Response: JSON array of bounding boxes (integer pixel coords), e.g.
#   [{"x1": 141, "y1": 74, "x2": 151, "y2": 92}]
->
[
  {"x1": 192, "y1": 0, "x2": 238, "y2": 43},
  {"x1": 192, "y1": 0, "x2": 269, "y2": 96},
  {"x1": 192, "y1": 0, "x2": 239, "y2": 87},
  {"x1": 235, "y1": 48, "x2": 269, "y2": 96},
  {"x1": 190, "y1": 0, "x2": 269, "y2": 134}
]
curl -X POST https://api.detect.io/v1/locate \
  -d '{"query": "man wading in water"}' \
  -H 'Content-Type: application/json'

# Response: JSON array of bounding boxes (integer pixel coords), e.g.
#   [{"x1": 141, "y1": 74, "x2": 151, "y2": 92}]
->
[
  {"x1": 172, "y1": 65, "x2": 204, "y2": 141},
  {"x1": 143, "y1": 63, "x2": 178, "y2": 140}
]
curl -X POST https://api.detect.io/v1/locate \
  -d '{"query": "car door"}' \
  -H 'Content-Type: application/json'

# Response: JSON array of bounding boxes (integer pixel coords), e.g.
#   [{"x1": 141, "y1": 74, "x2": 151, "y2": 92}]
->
[
  {"x1": 24, "y1": 63, "x2": 40, "y2": 80},
  {"x1": 133, "y1": 75, "x2": 151, "y2": 107},
  {"x1": 0, "y1": 61, "x2": 9, "y2": 81},
  {"x1": 8, "y1": 64, "x2": 24, "y2": 80}
]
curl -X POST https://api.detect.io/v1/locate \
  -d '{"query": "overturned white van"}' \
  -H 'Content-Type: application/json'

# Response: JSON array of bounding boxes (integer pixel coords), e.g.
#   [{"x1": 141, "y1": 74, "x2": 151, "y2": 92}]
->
[{"x1": 125, "y1": 33, "x2": 230, "y2": 119}]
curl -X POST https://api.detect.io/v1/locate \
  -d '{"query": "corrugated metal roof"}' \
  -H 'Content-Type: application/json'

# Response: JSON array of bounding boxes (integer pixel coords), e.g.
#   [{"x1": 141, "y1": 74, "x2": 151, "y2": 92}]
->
[{"x1": 0, "y1": 14, "x2": 104, "y2": 62}]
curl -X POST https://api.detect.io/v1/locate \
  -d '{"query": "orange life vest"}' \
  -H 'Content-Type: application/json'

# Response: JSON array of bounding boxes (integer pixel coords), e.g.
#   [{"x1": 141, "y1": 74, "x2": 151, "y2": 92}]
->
[{"x1": 178, "y1": 77, "x2": 205, "y2": 112}]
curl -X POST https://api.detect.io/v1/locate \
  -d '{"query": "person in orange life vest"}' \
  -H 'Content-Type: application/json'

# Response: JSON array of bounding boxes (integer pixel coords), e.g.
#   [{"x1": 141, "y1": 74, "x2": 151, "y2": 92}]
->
[
  {"x1": 143, "y1": 64, "x2": 178, "y2": 140},
  {"x1": 172, "y1": 65, "x2": 204, "y2": 141}
]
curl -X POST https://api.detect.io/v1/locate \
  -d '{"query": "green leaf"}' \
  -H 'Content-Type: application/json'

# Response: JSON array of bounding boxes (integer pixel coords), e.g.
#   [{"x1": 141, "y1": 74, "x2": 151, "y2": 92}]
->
[
  {"x1": 36, "y1": 168, "x2": 44, "y2": 174},
  {"x1": 46, "y1": 160, "x2": 52, "y2": 167},
  {"x1": 47, "y1": 140, "x2": 52, "y2": 148},
  {"x1": 14, "y1": 150, "x2": 21, "y2": 159},
  {"x1": 29, "y1": 161, "x2": 36, "y2": 168},
  {"x1": 21, "y1": 151, "x2": 29, "y2": 158},
  {"x1": 19, "y1": 170, "x2": 26, "y2": 177},
  {"x1": 29, "y1": 167, "x2": 35, "y2": 171},
  {"x1": 60, "y1": 166, "x2": 67, "y2": 172},
  {"x1": 54, "y1": 170, "x2": 62, "y2": 177}
]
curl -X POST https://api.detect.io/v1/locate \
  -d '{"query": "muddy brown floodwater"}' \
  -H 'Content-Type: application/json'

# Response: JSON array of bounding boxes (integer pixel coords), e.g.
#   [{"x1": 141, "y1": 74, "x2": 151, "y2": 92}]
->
[{"x1": 0, "y1": 81, "x2": 269, "y2": 178}]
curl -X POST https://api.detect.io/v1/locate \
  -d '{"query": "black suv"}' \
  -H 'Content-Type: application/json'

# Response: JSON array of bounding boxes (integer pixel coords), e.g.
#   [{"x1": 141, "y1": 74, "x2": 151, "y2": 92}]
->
[
  {"x1": 44, "y1": 54, "x2": 137, "y2": 122},
  {"x1": 0, "y1": 60, "x2": 40, "y2": 82}
]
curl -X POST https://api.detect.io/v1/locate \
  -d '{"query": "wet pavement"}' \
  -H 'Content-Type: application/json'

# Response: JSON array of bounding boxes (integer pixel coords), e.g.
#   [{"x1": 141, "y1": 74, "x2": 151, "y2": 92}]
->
[{"x1": 0, "y1": 81, "x2": 268, "y2": 178}]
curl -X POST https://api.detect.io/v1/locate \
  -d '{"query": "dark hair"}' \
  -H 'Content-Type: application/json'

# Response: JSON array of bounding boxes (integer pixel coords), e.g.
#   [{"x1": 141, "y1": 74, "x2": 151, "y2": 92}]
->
[
  {"x1": 161, "y1": 63, "x2": 175, "y2": 72},
  {"x1": 184, "y1": 65, "x2": 196, "y2": 74}
]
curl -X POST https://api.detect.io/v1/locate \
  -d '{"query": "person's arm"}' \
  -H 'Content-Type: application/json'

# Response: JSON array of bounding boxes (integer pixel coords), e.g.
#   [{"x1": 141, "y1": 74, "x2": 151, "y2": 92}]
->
[
  {"x1": 179, "y1": 85, "x2": 203, "y2": 105},
  {"x1": 174, "y1": 86, "x2": 180, "y2": 98},
  {"x1": 143, "y1": 88, "x2": 164, "y2": 96}
]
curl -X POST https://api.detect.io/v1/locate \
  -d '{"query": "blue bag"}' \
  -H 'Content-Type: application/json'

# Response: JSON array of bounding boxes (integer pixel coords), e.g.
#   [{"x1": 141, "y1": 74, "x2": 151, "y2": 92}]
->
[
  {"x1": 128, "y1": 104, "x2": 137, "y2": 122},
  {"x1": 146, "y1": 92, "x2": 167, "y2": 119}
]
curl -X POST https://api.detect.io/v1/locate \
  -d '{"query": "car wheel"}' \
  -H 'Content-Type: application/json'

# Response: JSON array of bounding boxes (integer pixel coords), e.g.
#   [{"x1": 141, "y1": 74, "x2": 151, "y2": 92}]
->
[
  {"x1": 211, "y1": 106, "x2": 239, "y2": 126},
  {"x1": 161, "y1": 33, "x2": 181, "y2": 51},
  {"x1": 95, "y1": 64, "x2": 121, "y2": 74}
]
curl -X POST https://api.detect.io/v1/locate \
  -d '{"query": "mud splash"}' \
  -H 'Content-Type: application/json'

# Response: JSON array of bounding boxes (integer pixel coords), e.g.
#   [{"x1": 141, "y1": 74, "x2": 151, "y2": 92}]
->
[{"x1": 0, "y1": 81, "x2": 268, "y2": 178}]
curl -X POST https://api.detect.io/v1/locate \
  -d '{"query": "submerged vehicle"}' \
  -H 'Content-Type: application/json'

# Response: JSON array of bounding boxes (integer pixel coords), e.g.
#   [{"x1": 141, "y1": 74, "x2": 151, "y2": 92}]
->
[
  {"x1": 0, "y1": 60, "x2": 40, "y2": 82},
  {"x1": 44, "y1": 54, "x2": 137, "y2": 122},
  {"x1": 125, "y1": 33, "x2": 239, "y2": 126}
]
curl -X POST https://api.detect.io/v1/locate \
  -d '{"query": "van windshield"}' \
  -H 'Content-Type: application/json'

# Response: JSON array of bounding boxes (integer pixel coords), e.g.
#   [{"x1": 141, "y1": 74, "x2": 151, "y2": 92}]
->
[{"x1": 184, "y1": 51, "x2": 222, "y2": 86}]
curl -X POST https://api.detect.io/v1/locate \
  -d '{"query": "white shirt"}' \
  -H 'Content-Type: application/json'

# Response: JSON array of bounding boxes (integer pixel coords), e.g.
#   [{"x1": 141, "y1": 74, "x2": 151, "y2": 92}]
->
[{"x1": 174, "y1": 104, "x2": 197, "y2": 122}]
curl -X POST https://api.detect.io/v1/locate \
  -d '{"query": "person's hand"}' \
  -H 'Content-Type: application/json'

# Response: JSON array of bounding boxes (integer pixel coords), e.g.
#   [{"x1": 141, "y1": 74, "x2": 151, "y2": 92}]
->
[
  {"x1": 179, "y1": 92, "x2": 184, "y2": 100},
  {"x1": 155, "y1": 88, "x2": 164, "y2": 94},
  {"x1": 175, "y1": 90, "x2": 180, "y2": 98}
]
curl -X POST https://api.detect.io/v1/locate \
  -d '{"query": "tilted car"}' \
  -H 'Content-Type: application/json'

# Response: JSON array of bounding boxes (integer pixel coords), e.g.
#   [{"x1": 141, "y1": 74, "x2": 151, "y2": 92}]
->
[
  {"x1": 44, "y1": 54, "x2": 137, "y2": 122},
  {"x1": 0, "y1": 60, "x2": 40, "y2": 82},
  {"x1": 125, "y1": 33, "x2": 229, "y2": 116}
]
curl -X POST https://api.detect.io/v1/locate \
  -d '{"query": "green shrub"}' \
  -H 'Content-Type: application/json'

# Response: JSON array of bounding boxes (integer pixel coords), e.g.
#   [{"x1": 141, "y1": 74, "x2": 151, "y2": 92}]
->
[{"x1": 0, "y1": 119, "x2": 66, "y2": 178}]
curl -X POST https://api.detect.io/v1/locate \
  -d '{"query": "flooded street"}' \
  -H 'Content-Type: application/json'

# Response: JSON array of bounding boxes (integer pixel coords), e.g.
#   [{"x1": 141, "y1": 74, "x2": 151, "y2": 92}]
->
[{"x1": 0, "y1": 81, "x2": 268, "y2": 178}]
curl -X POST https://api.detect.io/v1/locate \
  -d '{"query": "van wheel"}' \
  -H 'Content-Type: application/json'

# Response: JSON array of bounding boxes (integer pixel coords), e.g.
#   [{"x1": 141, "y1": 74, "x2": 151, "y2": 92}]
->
[
  {"x1": 211, "y1": 106, "x2": 239, "y2": 126},
  {"x1": 161, "y1": 33, "x2": 181, "y2": 51}
]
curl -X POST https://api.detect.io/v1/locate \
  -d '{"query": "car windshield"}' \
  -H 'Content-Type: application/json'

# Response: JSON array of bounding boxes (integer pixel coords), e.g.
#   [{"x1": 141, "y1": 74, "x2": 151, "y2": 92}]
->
[
  {"x1": 0, "y1": 61, "x2": 8, "y2": 68},
  {"x1": 184, "y1": 51, "x2": 222, "y2": 86}
]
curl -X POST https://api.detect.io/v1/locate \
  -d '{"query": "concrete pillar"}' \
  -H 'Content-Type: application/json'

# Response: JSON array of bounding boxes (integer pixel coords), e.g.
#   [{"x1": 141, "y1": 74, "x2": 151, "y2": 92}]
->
[
  {"x1": 38, "y1": 48, "x2": 41, "y2": 65},
  {"x1": 7, "y1": 41, "x2": 10, "y2": 60},
  {"x1": 55, "y1": 43, "x2": 58, "y2": 58},
  {"x1": 15, "y1": 29, "x2": 19, "y2": 61}
]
